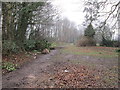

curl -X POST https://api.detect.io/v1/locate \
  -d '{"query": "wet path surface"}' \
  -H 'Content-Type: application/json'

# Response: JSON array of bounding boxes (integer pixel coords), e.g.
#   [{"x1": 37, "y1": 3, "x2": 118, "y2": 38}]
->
[
  {"x1": 2, "y1": 46, "x2": 118, "y2": 88},
  {"x1": 2, "y1": 50, "x2": 59, "y2": 88}
]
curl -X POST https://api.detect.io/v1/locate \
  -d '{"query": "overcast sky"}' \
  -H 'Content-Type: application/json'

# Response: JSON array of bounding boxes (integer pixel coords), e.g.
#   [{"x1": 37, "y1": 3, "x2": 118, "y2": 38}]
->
[
  {"x1": 51, "y1": 0, "x2": 85, "y2": 25},
  {"x1": 51, "y1": 0, "x2": 118, "y2": 25},
  {"x1": 51, "y1": 0, "x2": 119, "y2": 39}
]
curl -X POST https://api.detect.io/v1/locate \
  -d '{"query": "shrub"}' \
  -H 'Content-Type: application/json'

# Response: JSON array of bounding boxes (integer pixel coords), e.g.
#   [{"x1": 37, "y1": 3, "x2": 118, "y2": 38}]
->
[
  {"x1": 24, "y1": 39, "x2": 51, "y2": 51},
  {"x1": 2, "y1": 40, "x2": 20, "y2": 55},
  {"x1": 35, "y1": 40, "x2": 51, "y2": 51},
  {"x1": 2, "y1": 39, "x2": 52, "y2": 55},
  {"x1": 24, "y1": 40, "x2": 36, "y2": 51},
  {"x1": 112, "y1": 41, "x2": 119, "y2": 47},
  {"x1": 2, "y1": 62, "x2": 17, "y2": 71},
  {"x1": 116, "y1": 49, "x2": 120, "y2": 52},
  {"x1": 101, "y1": 39, "x2": 119, "y2": 47},
  {"x1": 77, "y1": 36, "x2": 96, "y2": 47}
]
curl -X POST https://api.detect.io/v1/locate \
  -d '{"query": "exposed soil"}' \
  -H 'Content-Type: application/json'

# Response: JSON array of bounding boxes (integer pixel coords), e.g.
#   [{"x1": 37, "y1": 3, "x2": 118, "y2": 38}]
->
[
  {"x1": 2, "y1": 46, "x2": 118, "y2": 88},
  {"x1": 2, "y1": 51, "x2": 41, "y2": 75}
]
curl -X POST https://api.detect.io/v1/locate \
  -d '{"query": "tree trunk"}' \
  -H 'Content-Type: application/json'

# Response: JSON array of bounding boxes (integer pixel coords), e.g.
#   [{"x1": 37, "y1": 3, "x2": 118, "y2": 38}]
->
[{"x1": 118, "y1": 3, "x2": 120, "y2": 43}]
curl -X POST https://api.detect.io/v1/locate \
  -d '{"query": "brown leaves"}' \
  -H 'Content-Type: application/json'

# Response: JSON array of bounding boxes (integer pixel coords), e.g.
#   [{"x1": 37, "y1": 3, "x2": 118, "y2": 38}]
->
[{"x1": 51, "y1": 64, "x2": 102, "y2": 88}]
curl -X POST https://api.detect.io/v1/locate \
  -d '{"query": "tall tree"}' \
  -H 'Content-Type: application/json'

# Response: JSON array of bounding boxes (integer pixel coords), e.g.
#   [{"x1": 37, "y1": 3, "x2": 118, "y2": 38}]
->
[
  {"x1": 2, "y1": 2, "x2": 45, "y2": 49},
  {"x1": 84, "y1": 23, "x2": 95, "y2": 37}
]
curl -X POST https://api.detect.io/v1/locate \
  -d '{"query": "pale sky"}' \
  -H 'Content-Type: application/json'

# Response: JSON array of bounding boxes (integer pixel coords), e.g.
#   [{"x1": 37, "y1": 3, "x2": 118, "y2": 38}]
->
[
  {"x1": 51, "y1": 0, "x2": 118, "y2": 25},
  {"x1": 51, "y1": 0, "x2": 85, "y2": 25},
  {"x1": 51, "y1": 0, "x2": 119, "y2": 39}
]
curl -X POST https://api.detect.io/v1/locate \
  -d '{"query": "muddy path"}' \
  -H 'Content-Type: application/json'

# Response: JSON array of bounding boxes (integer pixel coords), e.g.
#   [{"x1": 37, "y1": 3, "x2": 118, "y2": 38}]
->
[
  {"x1": 2, "y1": 46, "x2": 118, "y2": 88},
  {"x1": 2, "y1": 49, "x2": 60, "y2": 88}
]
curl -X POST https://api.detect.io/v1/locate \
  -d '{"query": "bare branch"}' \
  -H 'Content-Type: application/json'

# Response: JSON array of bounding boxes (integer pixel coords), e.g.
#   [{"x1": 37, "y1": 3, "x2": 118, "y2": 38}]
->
[
  {"x1": 99, "y1": 1, "x2": 120, "y2": 29},
  {"x1": 104, "y1": 1, "x2": 120, "y2": 24}
]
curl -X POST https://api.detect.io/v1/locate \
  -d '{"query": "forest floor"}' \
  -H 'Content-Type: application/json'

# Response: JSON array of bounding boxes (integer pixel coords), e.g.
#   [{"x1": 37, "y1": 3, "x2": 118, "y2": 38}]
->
[{"x1": 2, "y1": 45, "x2": 119, "y2": 88}]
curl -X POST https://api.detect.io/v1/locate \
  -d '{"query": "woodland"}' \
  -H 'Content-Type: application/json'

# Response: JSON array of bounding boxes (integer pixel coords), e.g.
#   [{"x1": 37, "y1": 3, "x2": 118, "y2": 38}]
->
[{"x1": 1, "y1": 0, "x2": 120, "y2": 88}]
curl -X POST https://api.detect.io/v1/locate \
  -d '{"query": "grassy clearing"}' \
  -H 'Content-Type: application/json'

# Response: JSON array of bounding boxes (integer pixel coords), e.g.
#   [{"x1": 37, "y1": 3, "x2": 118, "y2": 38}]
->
[{"x1": 61, "y1": 45, "x2": 118, "y2": 58}]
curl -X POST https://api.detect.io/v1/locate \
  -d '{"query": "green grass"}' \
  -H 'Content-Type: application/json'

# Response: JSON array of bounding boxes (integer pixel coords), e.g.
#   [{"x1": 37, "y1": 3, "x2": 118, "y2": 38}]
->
[
  {"x1": 61, "y1": 45, "x2": 118, "y2": 58},
  {"x1": 68, "y1": 59, "x2": 97, "y2": 68}
]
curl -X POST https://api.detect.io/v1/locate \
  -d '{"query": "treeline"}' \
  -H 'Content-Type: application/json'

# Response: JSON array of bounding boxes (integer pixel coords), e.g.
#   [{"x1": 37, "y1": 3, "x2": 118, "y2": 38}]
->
[
  {"x1": 52, "y1": 18, "x2": 80, "y2": 43},
  {"x1": 2, "y1": 2, "x2": 55, "y2": 55},
  {"x1": 2, "y1": 2, "x2": 80, "y2": 55},
  {"x1": 77, "y1": 0, "x2": 120, "y2": 47}
]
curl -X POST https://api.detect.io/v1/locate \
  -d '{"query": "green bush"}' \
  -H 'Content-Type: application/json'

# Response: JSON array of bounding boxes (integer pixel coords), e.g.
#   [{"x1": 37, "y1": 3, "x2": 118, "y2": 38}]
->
[
  {"x1": 35, "y1": 39, "x2": 51, "y2": 51},
  {"x1": 24, "y1": 39, "x2": 51, "y2": 51},
  {"x1": 3, "y1": 39, "x2": 51, "y2": 55},
  {"x1": 2, "y1": 40, "x2": 20, "y2": 55},
  {"x1": 116, "y1": 49, "x2": 120, "y2": 53},
  {"x1": 101, "y1": 39, "x2": 119, "y2": 47},
  {"x1": 2, "y1": 62, "x2": 17, "y2": 71},
  {"x1": 112, "y1": 41, "x2": 119, "y2": 47},
  {"x1": 24, "y1": 40, "x2": 36, "y2": 51}
]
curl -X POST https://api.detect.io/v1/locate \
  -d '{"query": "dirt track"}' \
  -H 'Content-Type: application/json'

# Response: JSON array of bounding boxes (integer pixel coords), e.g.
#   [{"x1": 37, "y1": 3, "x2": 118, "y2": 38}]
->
[
  {"x1": 2, "y1": 47, "x2": 118, "y2": 88},
  {"x1": 2, "y1": 49, "x2": 59, "y2": 88}
]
